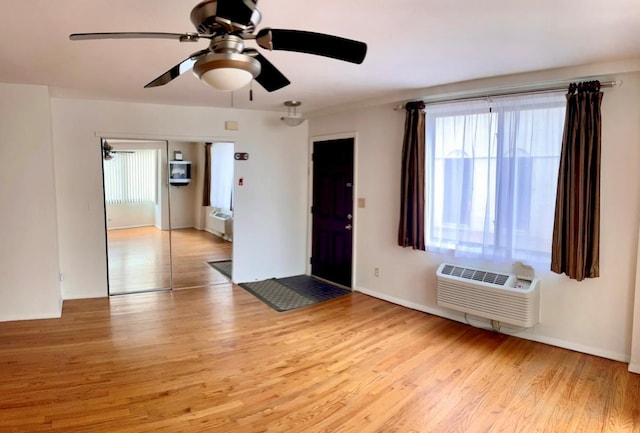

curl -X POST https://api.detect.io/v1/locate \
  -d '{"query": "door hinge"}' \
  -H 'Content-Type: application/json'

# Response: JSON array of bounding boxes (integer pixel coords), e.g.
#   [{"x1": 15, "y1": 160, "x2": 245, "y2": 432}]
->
[
  {"x1": 310, "y1": 206, "x2": 314, "y2": 214},
  {"x1": 310, "y1": 257, "x2": 314, "y2": 265}
]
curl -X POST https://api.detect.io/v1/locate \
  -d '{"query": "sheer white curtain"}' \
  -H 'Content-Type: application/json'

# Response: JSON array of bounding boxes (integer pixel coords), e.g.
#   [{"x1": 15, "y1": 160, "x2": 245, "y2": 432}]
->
[
  {"x1": 425, "y1": 92, "x2": 566, "y2": 266},
  {"x1": 103, "y1": 149, "x2": 157, "y2": 205},
  {"x1": 210, "y1": 142, "x2": 234, "y2": 211}
]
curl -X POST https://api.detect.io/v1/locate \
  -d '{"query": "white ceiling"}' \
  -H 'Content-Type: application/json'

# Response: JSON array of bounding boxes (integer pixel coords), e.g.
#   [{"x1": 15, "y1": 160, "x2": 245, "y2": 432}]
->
[{"x1": 1, "y1": 0, "x2": 639, "y2": 114}]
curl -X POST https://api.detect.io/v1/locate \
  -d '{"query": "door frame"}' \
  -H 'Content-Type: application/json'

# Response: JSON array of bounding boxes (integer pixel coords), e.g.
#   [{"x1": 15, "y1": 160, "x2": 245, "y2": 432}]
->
[{"x1": 307, "y1": 132, "x2": 358, "y2": 288}]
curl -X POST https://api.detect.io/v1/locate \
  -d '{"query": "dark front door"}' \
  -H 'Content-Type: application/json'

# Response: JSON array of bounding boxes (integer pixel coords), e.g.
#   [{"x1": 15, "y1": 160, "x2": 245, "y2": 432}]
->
[{"x1": 311, "y1": 138, "x2": 354, "y2": 288}]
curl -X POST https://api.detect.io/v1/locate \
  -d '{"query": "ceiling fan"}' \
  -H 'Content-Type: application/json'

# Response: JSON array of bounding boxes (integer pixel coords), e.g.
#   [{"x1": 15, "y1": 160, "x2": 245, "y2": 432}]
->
[
  {"x1": 70, "y1": 0, "x2": 368, "y2": 93},
  {"x1": 102, "y1": 141, "x2": 135, "y2": 161}
]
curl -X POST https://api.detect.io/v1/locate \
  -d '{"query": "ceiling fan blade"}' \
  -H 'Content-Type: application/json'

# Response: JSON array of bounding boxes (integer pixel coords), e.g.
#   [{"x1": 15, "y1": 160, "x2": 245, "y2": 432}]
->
[
  {"x1": 70, "y1": 32, "x2": 203, "y2": 42},
  {"x1": 215, "y1": 0, "x2": 257, "y2": 28},
  {"x1": 256, "y1": 28, "x2": 367, "y2": 64},
  {"x1": 144, "y1": 49, "x2": 210, "y2": 88},
  {"x1": 245, "y1": 50, "x2": 290, "y2": 92}
]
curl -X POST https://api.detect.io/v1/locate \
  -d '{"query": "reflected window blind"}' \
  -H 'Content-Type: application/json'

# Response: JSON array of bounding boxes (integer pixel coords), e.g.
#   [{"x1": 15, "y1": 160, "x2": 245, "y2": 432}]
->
[{"x1": 103, "y1": 150, "x2": 157, "y2": 205}]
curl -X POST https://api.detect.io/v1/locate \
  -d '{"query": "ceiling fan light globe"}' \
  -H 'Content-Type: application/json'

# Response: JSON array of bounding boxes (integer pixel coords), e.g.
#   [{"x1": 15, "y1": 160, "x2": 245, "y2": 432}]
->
[
  {"x1": 280, "y1": 115, "x2": 305, "y2": 127},
  {"x1": 200, "y1": 68, "x2": 253, "y2": 91},
  {"x1": 193, "y1": 52, "x2": 261, "y2": 91}
]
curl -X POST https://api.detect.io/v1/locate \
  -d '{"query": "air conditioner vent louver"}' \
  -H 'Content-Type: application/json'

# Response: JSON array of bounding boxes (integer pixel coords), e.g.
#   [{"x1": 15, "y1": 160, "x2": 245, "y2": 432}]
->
[
  {"x1": 440, "y1": 265, "x2": 510, "y2": 286},
  {"x1": 436, "y1": 263, "x2": 540, "y2": 328}
]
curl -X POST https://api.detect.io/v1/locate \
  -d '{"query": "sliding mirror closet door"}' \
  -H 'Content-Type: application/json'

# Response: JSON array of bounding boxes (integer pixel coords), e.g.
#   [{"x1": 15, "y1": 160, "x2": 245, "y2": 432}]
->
[
  {"x1": 102, "y1": 139, "x2": 172, "y2": 295},
  {"x1": 169, "y1": 141, "x2": 234, "y2": 289}
]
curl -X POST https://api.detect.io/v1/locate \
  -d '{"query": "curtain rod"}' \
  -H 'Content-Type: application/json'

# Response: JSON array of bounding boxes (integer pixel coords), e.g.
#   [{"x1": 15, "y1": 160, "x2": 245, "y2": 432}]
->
[{"x1": 393, "y1": 79, "x2": 621, "y2": 110}]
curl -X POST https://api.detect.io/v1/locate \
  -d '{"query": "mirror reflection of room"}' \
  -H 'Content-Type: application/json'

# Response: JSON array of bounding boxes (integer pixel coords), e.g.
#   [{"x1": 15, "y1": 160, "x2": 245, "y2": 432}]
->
[
  {"x1": 169, "y1": 141, "x2": 234, "y2": 290},
  {"x1": 102, "y1": 139, "x2": 234, "y2": 295},
  {"x1": 102, "y1": 139, "x2": 171, "y2": 295}
]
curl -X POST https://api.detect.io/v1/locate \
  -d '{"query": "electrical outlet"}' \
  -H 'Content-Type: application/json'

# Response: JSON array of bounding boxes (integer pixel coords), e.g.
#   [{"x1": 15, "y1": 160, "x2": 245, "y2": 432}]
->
[{"x1": 374, "y1": 267, "x2": 380, "y2": 277}]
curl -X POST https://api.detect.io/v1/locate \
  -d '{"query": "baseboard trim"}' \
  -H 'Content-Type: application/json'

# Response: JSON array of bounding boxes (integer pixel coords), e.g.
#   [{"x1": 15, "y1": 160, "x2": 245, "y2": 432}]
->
[
  {"x1": 629, "y1": 363, "x2": 640, "y2": 374},
  {"x1": 355, "y1": 286, "x2": 630, "y2": 364},
  {"x1": 204, "y1": 228, "x2": 232, "y2": 242},
  {"x1": 0, "y1": 311, "x2": 62, "y2": 323},
  {"x1": 107, "y1": 224, "x2": 155, "y2": 230}
]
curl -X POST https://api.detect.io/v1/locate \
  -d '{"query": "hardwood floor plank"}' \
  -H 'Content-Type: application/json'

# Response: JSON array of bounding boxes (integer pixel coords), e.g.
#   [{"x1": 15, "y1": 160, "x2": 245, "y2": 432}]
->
[{"x1": 1, "y1": 288, "x2": 639, "y2": 432}]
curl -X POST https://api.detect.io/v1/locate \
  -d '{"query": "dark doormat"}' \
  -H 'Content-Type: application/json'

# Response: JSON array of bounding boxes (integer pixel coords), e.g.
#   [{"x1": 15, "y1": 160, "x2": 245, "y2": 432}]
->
[
  {"x1": 208, "y1": 260, "x2": 232, "y2": 278},
  {"x1": 277, "y1": 275, "x2": 351, "y2": 302},
  {"x1": 239, "y1": 275, "x2": 350, "y2": 312}
]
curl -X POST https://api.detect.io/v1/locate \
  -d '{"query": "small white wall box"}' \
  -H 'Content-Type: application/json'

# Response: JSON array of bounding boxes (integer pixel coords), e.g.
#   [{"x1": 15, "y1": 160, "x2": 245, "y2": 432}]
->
[{"x1": 169, "y1": 160, "x2": 192, "y2": 185}]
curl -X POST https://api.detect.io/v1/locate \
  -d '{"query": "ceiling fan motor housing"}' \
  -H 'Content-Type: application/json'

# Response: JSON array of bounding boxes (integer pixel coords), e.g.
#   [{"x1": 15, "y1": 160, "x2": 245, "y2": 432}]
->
[
  {"x1": 193, "y1": 34, "x2": 261, "y2": 89},
  {"x1": 190, "y1": 0, "x2": 261, "y2": 34}
]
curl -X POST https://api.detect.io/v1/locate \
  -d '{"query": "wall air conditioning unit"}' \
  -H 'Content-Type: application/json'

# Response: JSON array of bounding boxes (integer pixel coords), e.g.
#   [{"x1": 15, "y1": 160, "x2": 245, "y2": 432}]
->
[
  {"x1": 206, "y1": 209, "x2": 233, "y2": 242},
  {"x1": 436, "y1": 263, "x2": 540, "y2": 328}
]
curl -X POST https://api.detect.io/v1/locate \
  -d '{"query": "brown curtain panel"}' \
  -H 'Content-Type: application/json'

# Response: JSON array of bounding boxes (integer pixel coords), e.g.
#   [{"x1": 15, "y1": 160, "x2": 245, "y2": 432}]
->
[
  {"x1": 202, "y1": 142, "x2": 212, "y2": 207},
  {"x1": 398, "y1": 101, "x2": 426, "y2": 250},
  {"x1": 551, "y1": 81, "x2": 603, "y2": 281}
]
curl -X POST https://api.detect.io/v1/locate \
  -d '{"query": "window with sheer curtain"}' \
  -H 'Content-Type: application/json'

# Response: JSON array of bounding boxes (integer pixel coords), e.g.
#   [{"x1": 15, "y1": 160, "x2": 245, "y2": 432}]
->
[
  {"x1": 425, "y1": 92, "x2": 566, "y2": 266},
  {"x1": 103, "y1": 149, "x2": 157, "y2": 205},
  {"x1": 210, "y1": 142, "x2": 234, "y2": 211}
]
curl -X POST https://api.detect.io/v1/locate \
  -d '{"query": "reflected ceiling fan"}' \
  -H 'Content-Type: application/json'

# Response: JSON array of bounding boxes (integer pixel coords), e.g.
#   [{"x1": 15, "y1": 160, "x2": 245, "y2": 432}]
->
[
  {"x1": 102, "y1": 140, "x2": 134, "y2": 161},
  {"x1": 70, "y1": 0, "x2": 368, "y2": 92}
]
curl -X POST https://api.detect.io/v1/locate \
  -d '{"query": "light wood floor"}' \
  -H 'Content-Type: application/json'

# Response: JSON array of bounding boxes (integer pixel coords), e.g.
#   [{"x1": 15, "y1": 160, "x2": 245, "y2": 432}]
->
[
  {"x1": 107, "y1": 227, "x2": 232, "y2": 294},
  {"x1": 1, "y1": 288, "x2": 638, "y2": 432}
]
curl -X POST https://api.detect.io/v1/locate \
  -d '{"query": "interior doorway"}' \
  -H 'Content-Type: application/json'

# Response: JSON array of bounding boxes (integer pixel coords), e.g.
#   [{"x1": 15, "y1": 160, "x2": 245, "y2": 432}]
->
[{"x1": 310, "y1": 137, "x2": 355, "y2": 288}]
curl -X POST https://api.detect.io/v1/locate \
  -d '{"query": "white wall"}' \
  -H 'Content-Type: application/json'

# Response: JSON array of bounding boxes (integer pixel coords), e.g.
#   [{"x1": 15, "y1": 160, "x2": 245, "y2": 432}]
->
[
  {"x1": 309, "y1": 64, "x2": 640, "y2": 364},
  {"x1": 51, "y1": 98, "x2": 309, "y2": 299},
  {"x1": 0, "y1": 84, "x2": 62, "y2": 321},
  {"x1": 106, "y1": 203, "x2": 156, "y2": 229}
]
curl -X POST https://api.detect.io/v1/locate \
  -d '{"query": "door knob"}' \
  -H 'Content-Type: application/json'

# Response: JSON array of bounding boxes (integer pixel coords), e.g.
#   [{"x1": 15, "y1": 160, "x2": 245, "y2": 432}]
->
[{"x1": 345, "y1": 224, "x2": 352, "y2": 231}]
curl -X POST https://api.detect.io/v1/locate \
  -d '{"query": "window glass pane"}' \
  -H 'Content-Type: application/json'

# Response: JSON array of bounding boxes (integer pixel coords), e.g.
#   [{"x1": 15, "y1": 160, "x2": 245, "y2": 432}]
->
[{"x1": 425, "y1": 92, "x2": 566, "y2": 266}]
